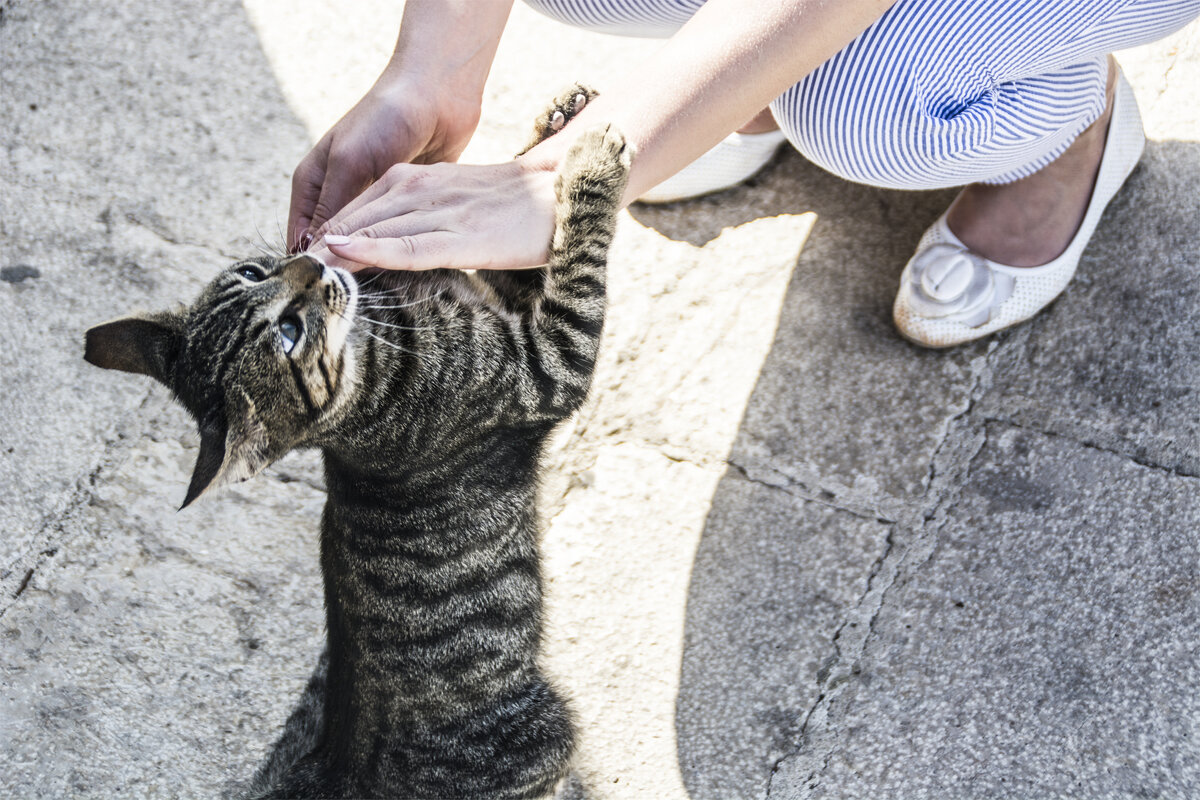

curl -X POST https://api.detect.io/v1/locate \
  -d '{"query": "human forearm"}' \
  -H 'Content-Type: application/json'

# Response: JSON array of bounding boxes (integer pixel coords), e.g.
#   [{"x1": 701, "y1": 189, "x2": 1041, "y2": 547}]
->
[
  {"x1": 521, "y1": 0, "x2": 898, "y2": 204},
  {"x1": 382, "y1": 0, "x2": 515, "y2": 102}
]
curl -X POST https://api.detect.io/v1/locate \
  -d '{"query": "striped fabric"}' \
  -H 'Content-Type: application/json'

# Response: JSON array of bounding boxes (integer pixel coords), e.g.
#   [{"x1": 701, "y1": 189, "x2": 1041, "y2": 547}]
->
[{"x1": 523, "y1": 0, "x2": 1200, "y2": 188}]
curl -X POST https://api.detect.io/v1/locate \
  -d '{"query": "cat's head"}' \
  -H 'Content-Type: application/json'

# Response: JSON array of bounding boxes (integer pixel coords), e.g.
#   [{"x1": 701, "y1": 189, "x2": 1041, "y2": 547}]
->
[{"x1": 85, "y1": 254, "x2": 358, "y2": 507}]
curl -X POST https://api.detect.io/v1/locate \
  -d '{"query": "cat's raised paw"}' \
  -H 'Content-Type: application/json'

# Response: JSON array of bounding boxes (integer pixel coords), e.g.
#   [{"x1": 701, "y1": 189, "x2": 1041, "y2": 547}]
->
[{"x1": 524, "y1": 84, "x2": 601, "y2": 151}]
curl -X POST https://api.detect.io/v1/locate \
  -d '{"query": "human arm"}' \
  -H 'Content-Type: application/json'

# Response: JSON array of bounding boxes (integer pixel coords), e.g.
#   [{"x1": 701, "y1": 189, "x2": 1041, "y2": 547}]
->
[
  {"x1": 287, "y1": 0, "x2": 515, "y2": 250},
  {"x1": 313, "y1": 0, "x2": 899, "y2": 271}
]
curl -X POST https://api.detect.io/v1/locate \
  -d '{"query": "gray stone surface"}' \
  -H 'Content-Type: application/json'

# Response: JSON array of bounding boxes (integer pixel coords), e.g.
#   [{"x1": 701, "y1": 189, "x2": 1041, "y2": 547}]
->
[
  {"x1": 772, "y1": 425, "x2": 1200, "y2": 799},
  {"x1": 0, "y1": 0, "x2": 307, "y2": 594},
  {"x1": 676, "y1": 473, "x2": 889, "y2": 799},
  {"x1": 1, "y1": 0, "x2": 1198, "y2": 798},
  {"x1": 1, "y1": 400, "x2": 326, "y2": 797},
  {"x1": 633, "y1": 164, "x2": 981, "y2": 521}
]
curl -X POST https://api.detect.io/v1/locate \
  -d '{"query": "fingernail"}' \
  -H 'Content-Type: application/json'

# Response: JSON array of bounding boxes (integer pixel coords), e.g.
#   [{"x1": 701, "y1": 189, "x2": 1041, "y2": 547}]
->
[
  {"x1": 324, "y1": 234, "x2": 351, "y2": 246},
  {"x1": 299, "y1": 231, "x2": 314, "y2": 250}
]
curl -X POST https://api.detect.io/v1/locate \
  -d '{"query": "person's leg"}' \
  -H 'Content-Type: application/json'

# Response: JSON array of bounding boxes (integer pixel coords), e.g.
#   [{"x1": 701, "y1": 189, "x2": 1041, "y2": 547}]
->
[
  {"x1": 768, "y1": 0, "x2": 1200, "y2": 345},
  {"x1": 945, "y1": 57, "x2": 1117, "y2": 269},
  {"x1": 770, "y1": 0, "x2": 1153, "y2": 191}
]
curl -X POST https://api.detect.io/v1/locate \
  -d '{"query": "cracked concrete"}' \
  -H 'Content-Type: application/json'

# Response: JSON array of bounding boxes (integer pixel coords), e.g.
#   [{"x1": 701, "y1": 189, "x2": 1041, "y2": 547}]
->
[{"x1": 1, "y1": 1, "x2": 1198, "y2": 798}]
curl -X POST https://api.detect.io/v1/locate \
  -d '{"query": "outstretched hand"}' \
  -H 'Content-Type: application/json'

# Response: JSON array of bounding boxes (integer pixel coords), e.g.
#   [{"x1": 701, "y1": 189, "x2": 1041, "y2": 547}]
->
[
  {"x1": 287, "y1": 76, "x2": 483, "y2": 252},
  {"x1": 307, "y1": 157, "x2": 560, "y2": 272}
]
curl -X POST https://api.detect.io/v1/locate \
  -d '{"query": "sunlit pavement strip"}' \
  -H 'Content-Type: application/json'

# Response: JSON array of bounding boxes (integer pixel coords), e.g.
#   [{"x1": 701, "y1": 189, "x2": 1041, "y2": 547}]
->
[{"x1": 1, "y1": 1, "x2": 1198, "y2": 797}]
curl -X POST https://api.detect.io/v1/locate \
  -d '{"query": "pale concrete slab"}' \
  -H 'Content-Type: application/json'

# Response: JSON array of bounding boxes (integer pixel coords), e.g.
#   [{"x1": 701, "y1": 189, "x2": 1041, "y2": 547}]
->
[
  {"x1": 632, "y1": 158, "x2": 984, "y2": 520},
  {"x1": 0, "y1": 0, "x2": 307, "y2": 593},
  {"x1": 1, "y1": 398, "x2": 326, "y2": 798},
  {"x1": 2, "y1": 0, "x2": 1199, "y2": 798}
]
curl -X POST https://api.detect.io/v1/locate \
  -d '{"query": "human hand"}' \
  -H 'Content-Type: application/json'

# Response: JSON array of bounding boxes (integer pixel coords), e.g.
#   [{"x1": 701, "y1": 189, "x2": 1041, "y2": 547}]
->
[
  {"x1": 288, "y1": 75, "x2": 483, "y2": 251},
  {"x1": 307, "y1": 157, "x2": 559, "y2": 272}
]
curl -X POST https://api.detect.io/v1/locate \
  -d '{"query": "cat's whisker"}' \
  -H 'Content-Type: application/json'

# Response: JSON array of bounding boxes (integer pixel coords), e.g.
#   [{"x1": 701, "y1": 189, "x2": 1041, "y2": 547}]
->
[
  {"x1": 325, "y1": 302, "x2": 433, "y2": 361},
  {"x1": 353, "y1": 324, "x2": 431, "y2": 362},
  {"x1": 355, "y1": 289, "x2": 448, "y2": 312},
  {"x1": 355, "y1": 317, "x2": 436, "y2": 333},
  {"x1": 353, "y1": 272, "x2": 391, "y2": 291},
  {"x1": 275, "y1": 216, "x2": 288, "y2": 253},
  {"x1": 252, "y1": 222, "x2": 286, "y2": 258},
  {"x1": 355, "y1": 301, "x2": 436, "y2": 313}
]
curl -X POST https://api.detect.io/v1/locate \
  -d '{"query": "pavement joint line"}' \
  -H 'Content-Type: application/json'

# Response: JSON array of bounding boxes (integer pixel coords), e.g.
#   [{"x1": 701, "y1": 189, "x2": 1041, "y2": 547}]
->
[
  {"x1": 1158, "y1": 50, "x2": 1180, "y2": 100},
  {"x1": 726, "y1": 459, "x2": 899, "y2": 526},
  {"x1": 767, "y1": 522, "x2": 901, "y2": 799},
  {"x1": 916, "y1": 330, "x2": 1016, "y2": 520},
  {"x1": 130, "y1": 523, "x2": 271, "y2": 598},
  {"x1": 964, "y1": 316, "x2": 1200, "y2": 478},
  {"x1": 121, "y1": 220, "x2": 236, "y2": 263},
  {"x1": 977, "y1": 415, "x2": 1200, "y2": 480}
]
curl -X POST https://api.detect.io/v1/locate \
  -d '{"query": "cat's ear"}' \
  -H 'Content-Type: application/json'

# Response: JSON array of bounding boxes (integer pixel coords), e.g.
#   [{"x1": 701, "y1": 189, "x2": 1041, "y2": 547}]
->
[
  {"x1": 182, "y1": 412, "x2": 229, "y2": 509},
  {"x1": 180, "y1": 390, "x2": 271, "y2": 509},
  {"x1": 85, "y1": 311, "x2": 185, "y2": 387}
]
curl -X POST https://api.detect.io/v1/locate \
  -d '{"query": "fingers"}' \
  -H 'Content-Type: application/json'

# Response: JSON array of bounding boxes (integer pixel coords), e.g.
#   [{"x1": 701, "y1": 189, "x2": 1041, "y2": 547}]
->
[
  {"x1": 289, "y1": 134, "x2": 342, "y2": 251},
  {"x1": 323, "y1": 231, "x2": 459, "y2": 272},
  {"x1": 306, "y1": 160, "x2": 557, "y2": 272},
  {"x1": 307, "y1": 151, "x2": 372, "y2": 243},
  {"x1": 311, "y1": 168, "x2": 402, "y2": 241},
  {"x1": 307, "y1": 244, "x2": 361, "y2": 272}
]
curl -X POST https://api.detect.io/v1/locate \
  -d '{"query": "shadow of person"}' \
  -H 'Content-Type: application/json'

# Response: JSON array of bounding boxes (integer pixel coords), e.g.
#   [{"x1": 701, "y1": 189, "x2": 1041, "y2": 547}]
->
[{"x1": 666, "y1": 139, "x2": 1200, "y2": 797}]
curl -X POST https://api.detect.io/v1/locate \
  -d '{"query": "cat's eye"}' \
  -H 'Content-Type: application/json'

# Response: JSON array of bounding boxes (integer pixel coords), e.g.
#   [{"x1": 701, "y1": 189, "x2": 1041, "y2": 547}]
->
[
  {"x1": 279, "y1": 315, "x2": 303, "y2": 354},
  {"x1": 238, "y1": 265, "x2": 265, "y2": 282}
]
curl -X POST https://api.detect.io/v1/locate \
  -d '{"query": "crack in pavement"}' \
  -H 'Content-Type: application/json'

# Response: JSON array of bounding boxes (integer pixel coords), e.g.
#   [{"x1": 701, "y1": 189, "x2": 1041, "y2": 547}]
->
[
  {"x1": 764, "y1": 333, "x2": 1007, "y2": 798},
  {"x1": 727, "y1": 461, "x2": 897, "y2": 526}
]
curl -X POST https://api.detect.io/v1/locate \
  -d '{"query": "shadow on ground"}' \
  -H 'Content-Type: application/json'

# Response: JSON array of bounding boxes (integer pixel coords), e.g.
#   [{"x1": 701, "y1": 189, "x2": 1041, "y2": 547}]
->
[{"x1": 658, "y1": 140, "x2": 1200, "y2": 797}]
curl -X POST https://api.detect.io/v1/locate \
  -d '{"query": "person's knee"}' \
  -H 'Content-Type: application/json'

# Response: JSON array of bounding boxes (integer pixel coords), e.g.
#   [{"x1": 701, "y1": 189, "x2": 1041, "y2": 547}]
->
[
  {"x1": 772, "y1": 71, "x2": 1003, "y2": 191},
  {"x1": 772, "y1": 42, "x2": 1111, "y2": 191},
  {"x1": 771, "y1": 77, "x2": 915, "y2": 189},
  {"x1": 519, "y1": 0, "x2": 699, "y2": 37}
]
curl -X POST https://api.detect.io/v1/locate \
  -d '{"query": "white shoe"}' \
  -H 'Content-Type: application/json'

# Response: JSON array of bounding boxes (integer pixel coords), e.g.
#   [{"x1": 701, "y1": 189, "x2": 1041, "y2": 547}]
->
[
  {"x1": 893, "y1": 72, "x2": 1145, "y2": 348},
  {"x1": 637, "y1": 129, "x2": 788, "y2": 204}
]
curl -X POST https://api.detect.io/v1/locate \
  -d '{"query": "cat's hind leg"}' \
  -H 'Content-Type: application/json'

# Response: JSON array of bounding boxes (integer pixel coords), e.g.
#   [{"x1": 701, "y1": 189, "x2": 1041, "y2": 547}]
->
[
  {"x1": 518, "y1": 84, "x2": 600, "y2": 154},
  {"x1": 243, "y1": 647, "x2": 329, "y2": 798}
]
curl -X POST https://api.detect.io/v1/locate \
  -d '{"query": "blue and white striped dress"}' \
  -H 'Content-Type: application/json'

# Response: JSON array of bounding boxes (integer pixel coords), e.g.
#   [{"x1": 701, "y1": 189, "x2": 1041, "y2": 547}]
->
[{"x1": 524, "y1": 0, "x2": 1200, "y2": 188}]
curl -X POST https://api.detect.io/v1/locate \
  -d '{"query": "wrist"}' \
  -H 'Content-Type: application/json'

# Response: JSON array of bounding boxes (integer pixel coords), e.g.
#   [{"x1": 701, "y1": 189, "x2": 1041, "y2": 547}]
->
[{"x1": 381, "y1": 56, "x2": 488, "y2": 111}]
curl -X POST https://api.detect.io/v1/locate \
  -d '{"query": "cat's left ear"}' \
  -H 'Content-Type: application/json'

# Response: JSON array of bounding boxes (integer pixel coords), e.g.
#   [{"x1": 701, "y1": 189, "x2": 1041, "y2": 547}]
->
[
  {"x1": 85, "y1": 311, "x2": 185, "y2": 387},
  {"x1": 181, "y1": 390, "x2": 272, "y2": 509}
]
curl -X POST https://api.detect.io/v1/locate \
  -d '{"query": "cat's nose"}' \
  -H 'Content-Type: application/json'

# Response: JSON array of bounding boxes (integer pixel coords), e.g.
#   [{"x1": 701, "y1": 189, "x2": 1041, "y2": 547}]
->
[{"x1": 280, "y1": 254, "x2": 325, "y2": 288}]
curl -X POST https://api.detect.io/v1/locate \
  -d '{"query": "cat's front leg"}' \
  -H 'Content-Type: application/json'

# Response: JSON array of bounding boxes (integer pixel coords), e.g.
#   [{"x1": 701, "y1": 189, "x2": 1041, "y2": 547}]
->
[{"x1": 520, "y1": 124, "x2": 631, "y2": 417}]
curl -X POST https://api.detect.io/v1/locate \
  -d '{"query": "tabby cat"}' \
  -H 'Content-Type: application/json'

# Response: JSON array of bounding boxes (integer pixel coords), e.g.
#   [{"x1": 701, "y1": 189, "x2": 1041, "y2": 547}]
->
[{"x1": 84, "y1": 87, "x2": 628, "y2": 799}]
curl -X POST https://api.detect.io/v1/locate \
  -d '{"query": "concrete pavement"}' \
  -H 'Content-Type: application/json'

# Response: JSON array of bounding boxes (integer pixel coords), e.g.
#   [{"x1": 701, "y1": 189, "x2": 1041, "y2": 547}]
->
[{"x1": 1, "y1": 1, "x2": 1198, "y2": 797}]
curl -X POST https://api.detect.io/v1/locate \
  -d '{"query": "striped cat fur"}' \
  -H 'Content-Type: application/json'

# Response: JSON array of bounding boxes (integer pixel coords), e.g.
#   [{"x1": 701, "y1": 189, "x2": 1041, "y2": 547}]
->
[{"x1": 83, "y1": 86, "x2": 628, "y2": 799}]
